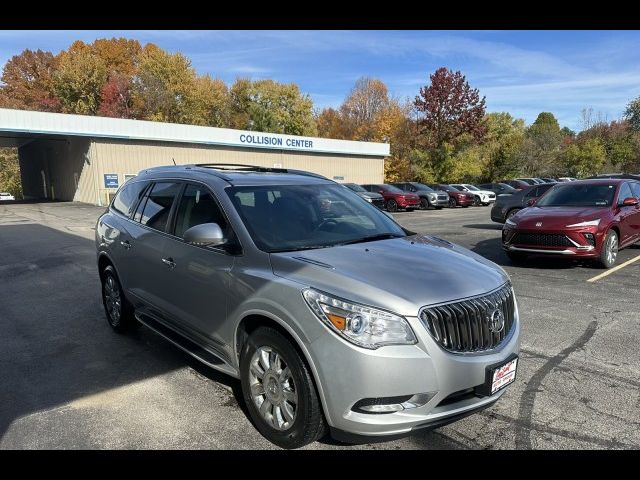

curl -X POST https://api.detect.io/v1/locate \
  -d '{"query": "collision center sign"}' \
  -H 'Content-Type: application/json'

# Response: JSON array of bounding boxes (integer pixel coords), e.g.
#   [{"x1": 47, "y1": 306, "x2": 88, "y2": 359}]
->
[{"x1": 239, "y1": 134, "x2": 314, "y2": 150}]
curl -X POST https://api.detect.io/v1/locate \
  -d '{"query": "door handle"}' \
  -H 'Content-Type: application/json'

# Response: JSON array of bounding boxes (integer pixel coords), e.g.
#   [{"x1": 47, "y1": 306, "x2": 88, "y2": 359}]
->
[
  {"x1": 161, "y1": 257, "x2": 176, "y2": 269},
  {"x1": 120, "y1": 240, "x2": 132, "y2": 250}
]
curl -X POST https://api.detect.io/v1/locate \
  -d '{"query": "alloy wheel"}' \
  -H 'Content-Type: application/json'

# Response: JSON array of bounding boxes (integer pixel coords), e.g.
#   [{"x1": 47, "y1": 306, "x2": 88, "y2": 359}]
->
[
  {"x1": 103, "y1": 274, "x2": 122, "y2": 323},
  {"x1": 606, "y1": 232, "x2": 618, "y2": 266},
  {"x1": 249, "y1": 346, "x2": 298, "y2": 431}
]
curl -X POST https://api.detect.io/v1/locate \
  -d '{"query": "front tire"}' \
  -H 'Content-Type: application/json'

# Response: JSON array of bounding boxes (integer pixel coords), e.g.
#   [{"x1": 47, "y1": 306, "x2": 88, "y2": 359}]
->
[
  {"x1": 473, "y1": 196, "x2": 481, "y2": 206},
  {"x1": 386, "y1": 199, "x2": 398, "y2": 212},
  {"x1": 100, "y1": 265, "x2": 138, "y2": 333},
  {"x1": 448, "y1": 197, "x2": 457, "y2": 208},
  {"x1": 240, "y1": 327, "x2": 326, "y2": 449},
  {"x1": 506, "y1": 208, "x2": 521, "y2": 221},
  {"x1": 420, "y1": 198, "x2": 430, "y2": 210},
  {"x1": 598, "y1": 230, "x2": 619, "y2": 268}
]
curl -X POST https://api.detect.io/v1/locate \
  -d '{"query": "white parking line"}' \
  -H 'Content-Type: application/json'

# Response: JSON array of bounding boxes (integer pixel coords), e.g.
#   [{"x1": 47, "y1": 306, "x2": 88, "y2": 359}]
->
[{"x1": 587, "y1": 253, "x2": 640, "y2": 283}]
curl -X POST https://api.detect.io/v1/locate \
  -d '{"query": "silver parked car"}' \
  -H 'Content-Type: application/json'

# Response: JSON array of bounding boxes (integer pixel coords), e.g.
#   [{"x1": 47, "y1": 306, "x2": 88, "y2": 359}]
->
[{"x1": 96, "y1": 164, "x2": 520, "y2": 449}]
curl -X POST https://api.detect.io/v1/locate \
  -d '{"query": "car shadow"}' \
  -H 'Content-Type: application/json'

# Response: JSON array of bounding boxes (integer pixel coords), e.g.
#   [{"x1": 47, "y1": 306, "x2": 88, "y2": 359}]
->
[
  {"x1": 463, "y1": 223, "x2": 503, "y2": 230},
  {"x1": 472, "y1": 237, "x2": 599, "y2": 270}
]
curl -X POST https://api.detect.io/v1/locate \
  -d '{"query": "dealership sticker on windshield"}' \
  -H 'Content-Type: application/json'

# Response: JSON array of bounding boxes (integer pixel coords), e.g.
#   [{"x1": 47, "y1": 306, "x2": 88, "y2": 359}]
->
[{"x1": 491, "y1": 358, "x2": 518, "y2": 394}]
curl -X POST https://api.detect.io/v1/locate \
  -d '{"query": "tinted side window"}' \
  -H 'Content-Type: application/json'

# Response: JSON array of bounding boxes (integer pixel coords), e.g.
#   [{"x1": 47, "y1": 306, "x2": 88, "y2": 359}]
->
[
  {"x1": 140, "y1": 182, "x2": 181, "y2": 232},
  {"x1": 631, "y1": 182, "x2": 640, "y2": 198},
  {"x1": 618, "y1": 183, "x2": 633, "y2": 204},
  {"x1": 525, "y1": 188, "x2": 537, "y2": 198},
  {"x1": 174, "y1": 184, "x2": 230, "y2": 240},
  {"x1": 112, "y1": 181, "x2": 148, "y2": 217}
]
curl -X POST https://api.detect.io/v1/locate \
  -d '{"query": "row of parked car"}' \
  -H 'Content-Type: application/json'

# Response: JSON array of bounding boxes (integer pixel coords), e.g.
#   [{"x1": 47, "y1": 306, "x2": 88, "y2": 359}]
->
[{"x1": 344, "y1": 182, "x2": 497, "y2": 212}]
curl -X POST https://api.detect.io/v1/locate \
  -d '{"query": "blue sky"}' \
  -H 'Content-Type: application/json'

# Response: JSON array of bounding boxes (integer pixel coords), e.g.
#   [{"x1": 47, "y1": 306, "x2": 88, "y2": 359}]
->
[{"x1": 1, "y1": 30, "x2": 639, "y2": 131}]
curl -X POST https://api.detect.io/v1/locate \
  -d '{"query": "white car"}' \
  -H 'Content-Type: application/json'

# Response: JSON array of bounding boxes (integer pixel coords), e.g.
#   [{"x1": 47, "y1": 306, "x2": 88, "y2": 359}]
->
[
  {"x1": 450, "y1": 184, "x2": 496, "y2": 206},
  {"x1": 0, "y1": 192, "x2": 15, "y2": 201}
]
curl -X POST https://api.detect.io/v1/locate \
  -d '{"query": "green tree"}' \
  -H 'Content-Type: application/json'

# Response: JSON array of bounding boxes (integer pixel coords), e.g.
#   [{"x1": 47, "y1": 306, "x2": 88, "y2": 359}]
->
[
  {"x1": 560, "y1": 138, "x2": 606, "y2": 177},
  {"x1": 0, "y1": 148, "x2": 22, "y2": 199},
  {"x1": 479, "y1": 112, "x2": 526, "y2": 181},
  {"x1": 624, "y1": 97, "x2": 640, "y2": 132},
  {"x1": 521, "y1": 112, "x2": 563, "y2": 175},
  {"x1": 230, "y1": 79, "x2": 316, "y2": 136},
  {"x1": 0, "y1": 49, "x2": 60, "y2": 111},
  {"x1": 52, "y1": 41, "x2": 108, "y2": 114}
]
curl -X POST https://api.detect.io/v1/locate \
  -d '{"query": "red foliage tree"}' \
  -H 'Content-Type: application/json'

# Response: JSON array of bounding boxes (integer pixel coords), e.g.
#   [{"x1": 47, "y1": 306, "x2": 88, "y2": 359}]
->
[
  {"x1": 98, "y1": 73, "x2": 134, "y2": 118},
  {"x1": 414, "y1": 67, "x2": 486, "y2": 147}
]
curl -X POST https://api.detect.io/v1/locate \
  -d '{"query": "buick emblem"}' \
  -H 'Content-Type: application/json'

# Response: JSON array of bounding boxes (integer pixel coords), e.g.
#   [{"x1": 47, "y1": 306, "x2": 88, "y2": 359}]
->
[
  {"x1": 536, "y1": 221, "x2": 543, "y2": 227},
  {"x1": 488, "y1": 309, "x2": 505, "y2": 333}
]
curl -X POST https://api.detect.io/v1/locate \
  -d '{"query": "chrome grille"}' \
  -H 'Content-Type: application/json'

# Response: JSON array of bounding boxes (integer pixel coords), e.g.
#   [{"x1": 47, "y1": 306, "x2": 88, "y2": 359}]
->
[{"x1": 419, "y1": 283, "x2": 516, "y2": 353}]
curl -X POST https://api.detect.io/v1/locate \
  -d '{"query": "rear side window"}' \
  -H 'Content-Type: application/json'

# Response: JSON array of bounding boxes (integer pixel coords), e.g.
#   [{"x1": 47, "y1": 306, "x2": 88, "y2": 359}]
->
[
  {"x1": 112, "y1": 181, "x2": 148, "y2": 217},
  {"x1": 140, "y1": 182, "x2": 181, "y2": 232},
  {"x1": 631, "y1": 182, "x2": 640, "y2": 198}
]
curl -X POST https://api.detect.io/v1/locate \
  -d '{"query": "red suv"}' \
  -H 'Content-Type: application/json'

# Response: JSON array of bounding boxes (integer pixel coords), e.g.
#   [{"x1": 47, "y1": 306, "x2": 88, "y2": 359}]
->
[
  {"x1": 428, "y1": 184, "x2": 474, "y2": 207},
  {"x1": 502, "y1": 179, "x2": 640, "y2": 268},
  {"x1": 361, "y1": 184, "x2": 420, "y2": 212}
]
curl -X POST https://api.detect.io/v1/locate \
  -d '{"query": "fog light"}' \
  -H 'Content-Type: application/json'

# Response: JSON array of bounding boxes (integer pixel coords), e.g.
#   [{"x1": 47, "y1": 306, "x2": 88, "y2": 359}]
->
[
  {"x1": 352, "y1": 393, "x2": 436, "y2": 414},
  {"x1": 583, "y1": 233, "x2": 596, "y2": 247}
]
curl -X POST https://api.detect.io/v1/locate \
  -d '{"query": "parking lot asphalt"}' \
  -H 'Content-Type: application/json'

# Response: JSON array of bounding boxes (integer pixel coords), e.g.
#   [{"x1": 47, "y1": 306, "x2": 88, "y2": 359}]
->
[{"x1": 1, "y1": 201, "x2": 639, "y2": 450}]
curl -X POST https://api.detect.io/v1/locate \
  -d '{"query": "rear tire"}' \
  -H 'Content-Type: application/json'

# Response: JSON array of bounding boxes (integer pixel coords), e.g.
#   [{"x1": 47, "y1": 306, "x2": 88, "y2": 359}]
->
[
  {"x1": 598, "y1": 230, "x2": 619, "y2": 269},
  {"x1": 448, "y1": 197, "x2": 457, "y2": 208},
  {"x1": 240, "y1": 327, "x2": 327, "y2": 449},
  {"x1": 100, "y1": 265, "x2": 138, "y2": 333},
  {"x1": 386, "y1": 199, "x2": 398, "y2": 212}
]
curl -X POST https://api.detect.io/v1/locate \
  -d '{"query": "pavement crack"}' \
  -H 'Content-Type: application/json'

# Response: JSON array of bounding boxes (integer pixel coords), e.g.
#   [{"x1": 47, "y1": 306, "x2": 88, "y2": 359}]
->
[{"x1": 515, "y1": 321, "x2": 598, "y2": 449}]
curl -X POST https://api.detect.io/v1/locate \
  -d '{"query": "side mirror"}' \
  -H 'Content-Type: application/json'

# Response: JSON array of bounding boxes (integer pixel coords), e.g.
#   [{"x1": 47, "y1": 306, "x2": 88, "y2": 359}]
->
[
  {"x1": 527, "y1": 198, "x2": 537, "y2": 206},
  {"x1": 183, "y1": 223, "x2": 226, "y2": 247},
  {"x1": 622, "y1": 197, "x2": 639, "y2": 207}
]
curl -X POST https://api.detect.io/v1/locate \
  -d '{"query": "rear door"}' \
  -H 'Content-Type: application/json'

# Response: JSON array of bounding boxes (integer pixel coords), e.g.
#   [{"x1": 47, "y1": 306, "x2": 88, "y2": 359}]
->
[
  {"x1": 127, "y1": 181, "x2": 183, "y2": 314},
  {"x1": 160, "y1": 182, "x2": 236, "y2": 344},
  {"x1": 630, "y1": 182, "x2": 640, "y2": 242},
  {"x1": 617, "y1": 182, "x2": 640, "y2": 246}
]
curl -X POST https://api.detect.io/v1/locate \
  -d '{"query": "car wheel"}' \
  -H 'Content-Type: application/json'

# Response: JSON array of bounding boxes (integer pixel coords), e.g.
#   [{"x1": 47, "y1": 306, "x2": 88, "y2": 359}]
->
[
  {"x1": 448, "y1": 197, "x2": 457, "y2": 208},
  {"x1": 420, "y1": 198, "x2": 430, "y2": 210},
  {"x1": 386, "y1": 199, "x2": 398, "y2": 212},
  {"x1": 506, "y1": 251, "x2": 527, "y2": 264},
  {"x1": 473, "y1": 196, "x2": 481, "y2": 206},
  {"x1": 240, "y1": 327, "x2": 326, "y2": 449},
  {"x1": 506, "y1": 208, "x2": 521, "y2": 220},
  {"x1": 598, "y1": 230, "x2": 619, "y2": 269},
  {"x1": 101, "y1": 265, "x2": 138, "y2": 333}
]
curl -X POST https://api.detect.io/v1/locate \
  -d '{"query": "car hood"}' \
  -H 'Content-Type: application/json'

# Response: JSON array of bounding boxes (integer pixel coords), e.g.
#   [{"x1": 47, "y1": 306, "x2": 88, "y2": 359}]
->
[
  {"x1": 474, "y1": 190, "x2": 495, "y2": 196},
  {"x1": 513, "y1": 206, "x2": 608, "y2": 229},
  {"x1": 270, "y1": 235, "x2": 509, "y2": 317},
  {"x1": 358, "y1": 191, "x2": 384, "y2": 200}
]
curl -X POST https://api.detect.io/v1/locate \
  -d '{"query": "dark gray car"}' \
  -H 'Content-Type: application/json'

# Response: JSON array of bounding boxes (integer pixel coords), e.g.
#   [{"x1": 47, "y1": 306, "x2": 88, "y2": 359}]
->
[
  {"x1": 96, "y1": 164, "x2": 520, "y2": 449},
  {"x1": 343, "y1": 182, "x2": 385, "y2": 209},
  {"x1": 490, "y1": 183, "x2": 555, "y2": 223}
]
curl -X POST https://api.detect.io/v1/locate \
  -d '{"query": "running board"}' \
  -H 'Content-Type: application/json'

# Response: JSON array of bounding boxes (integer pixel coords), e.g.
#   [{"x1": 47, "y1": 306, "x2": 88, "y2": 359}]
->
[{"x1": 135, "y1": 312, "x2": 238, "y2": 378}]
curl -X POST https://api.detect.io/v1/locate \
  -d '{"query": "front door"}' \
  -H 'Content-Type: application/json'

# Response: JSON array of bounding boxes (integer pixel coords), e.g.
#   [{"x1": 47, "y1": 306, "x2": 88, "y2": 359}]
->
[
  {"x1": 160, "y1": 183, "x2": 236, "y2": 346},
  {"x1": 618, "y1": 182, "x2": 640, "y2": 246}
]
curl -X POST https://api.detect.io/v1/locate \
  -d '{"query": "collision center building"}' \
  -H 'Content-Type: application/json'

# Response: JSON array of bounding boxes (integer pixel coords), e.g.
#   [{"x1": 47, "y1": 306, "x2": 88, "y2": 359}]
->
[{"x1": 0, "y1": 108, "x2": 389, "y2": 206}]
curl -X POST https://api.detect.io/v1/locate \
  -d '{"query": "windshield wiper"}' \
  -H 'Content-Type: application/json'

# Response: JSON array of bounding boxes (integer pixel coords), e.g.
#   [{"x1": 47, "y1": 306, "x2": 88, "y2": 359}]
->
[
  {"x1": 270, "y1": 245, "x2": 334, "y2": 253},
  {"x1": 339, "y1": 233, "x2": 405, "y2": 246}
]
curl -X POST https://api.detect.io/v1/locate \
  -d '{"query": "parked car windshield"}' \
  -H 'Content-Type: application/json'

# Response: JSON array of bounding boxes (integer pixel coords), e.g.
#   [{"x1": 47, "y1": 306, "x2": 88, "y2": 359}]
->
[
  {"x1": 464, "y1": 185, "x2": 480, "y2": 191},
  {"x1": 438, "y1": 185, "x2": 457, "y2": 192},
  {"x1": 536, "y1": 183, "x2": 617, "y2": 207},
  {"x1": 448, "y1": 185, "x2": 463, "y2": 192},
  {"x1": 227, "y1": 184, "x2": 406, "y2": 253},
  {"x1": 411, "y1": 183, "x2": 435, "y2": 192},
  {"x1": 382, "y1": 185, "x2": 404, "y2": 193},
  {"x1": 344, "y1": 183, "x2": 366, "y2": 192}
]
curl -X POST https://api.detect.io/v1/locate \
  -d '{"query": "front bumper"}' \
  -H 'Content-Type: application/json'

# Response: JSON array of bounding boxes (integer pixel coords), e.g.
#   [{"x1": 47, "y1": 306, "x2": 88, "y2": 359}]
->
[
  {"x1": 306, "y1": 302, "x2": 520, "y2": 437},
  {"x1": 398, "y1": 199, "x2": 420, "y2": 208},
  {"x1": 502, "y1": 227, "x2": 601, "y2": 257}
]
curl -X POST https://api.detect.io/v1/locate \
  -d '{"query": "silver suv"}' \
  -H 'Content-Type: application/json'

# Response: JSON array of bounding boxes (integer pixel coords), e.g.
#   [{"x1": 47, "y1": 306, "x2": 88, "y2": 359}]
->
[{"x1": 96, "y1": 164, "x2": 520, "y2": 449}]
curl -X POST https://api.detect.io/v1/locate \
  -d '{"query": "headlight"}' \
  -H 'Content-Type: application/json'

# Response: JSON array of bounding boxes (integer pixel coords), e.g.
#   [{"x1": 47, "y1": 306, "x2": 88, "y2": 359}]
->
[
  {"x1": 365, "y1": 197, "x2": 373, "y2": 203},
  {"x1": 505, "y1": 218, "x2": 517, "y2": 226},
  {"x1": 566, "y1": 219, "x2": 600, "y2": 228},
  {"x1": 302, "y1": 289, "x2": 417, "y2": 349},
  {"x1": 429, "y1": 193, "x2": 437, "y2": 200}
]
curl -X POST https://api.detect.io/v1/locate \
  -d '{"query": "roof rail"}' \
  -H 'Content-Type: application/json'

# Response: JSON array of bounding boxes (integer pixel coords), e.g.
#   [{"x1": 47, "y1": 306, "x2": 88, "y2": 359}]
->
[{"x1": 192, "y1": 163, "x2": 287, "y2": 173}]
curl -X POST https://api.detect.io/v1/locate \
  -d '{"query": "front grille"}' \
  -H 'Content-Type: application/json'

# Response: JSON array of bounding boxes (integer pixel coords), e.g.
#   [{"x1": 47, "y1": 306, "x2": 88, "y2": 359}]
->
[
  {"x1": 512, "y1": 233, "x2": 572, "y2": 247},
  {"x1": 438, "y1": 194, "x2": 448, "y2": 201},
  {"x1": 419, "y1": 283, "x2": 516, "y2": 353},
  {"x1": 488, "y1": 193, "x2": 496, "y2": 199},
  {"x1": 372, "y1": 199, "x2": 385, "y2": 208}
]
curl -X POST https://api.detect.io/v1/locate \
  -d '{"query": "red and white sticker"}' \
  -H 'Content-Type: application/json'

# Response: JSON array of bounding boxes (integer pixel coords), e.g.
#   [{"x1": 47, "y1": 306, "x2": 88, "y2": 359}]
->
[{"x1": 491, "y1": 358, "x2": 518, "y2": 394}]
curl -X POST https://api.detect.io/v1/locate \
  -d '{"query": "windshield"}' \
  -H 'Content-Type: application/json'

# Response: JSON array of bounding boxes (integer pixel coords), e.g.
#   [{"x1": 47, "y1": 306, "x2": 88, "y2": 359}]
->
[
  {"x1": 439, "y1": 185, "x2": 455, "y2": 192},
  {"x1": 449, "y1": 185, "x2": 463, "y2": 192},
  {"x1": 227, "y1": 184, "x2": 406, "y2": 252},
  {"x1": 412, "y1": 183, "x2": 435, "y2": 192},
  {"x1": 497, "y1": 183, "x2": 517, "y2": 192},
  {"x1": 345, "y1": 183, "x2": 366, "y2": 192},
  {"x1": 536, "y1": 183, "x2": 617, "y2": 207},
  {"x1": 382, "y1": 185, "x2": 403, "y2": 193},
  {"x1": 464, "y1": 185, "x2": 480, "y2": 191}
]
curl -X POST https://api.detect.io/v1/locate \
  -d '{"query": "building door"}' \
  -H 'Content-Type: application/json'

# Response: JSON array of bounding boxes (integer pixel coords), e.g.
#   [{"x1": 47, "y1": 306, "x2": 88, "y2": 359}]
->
[{"x1": 40, "y1": 170, "x2": 47, "y2": 199}]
